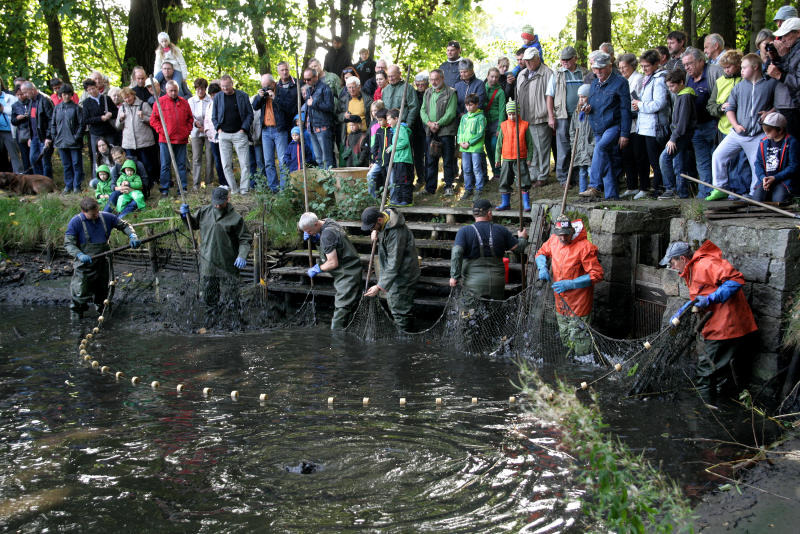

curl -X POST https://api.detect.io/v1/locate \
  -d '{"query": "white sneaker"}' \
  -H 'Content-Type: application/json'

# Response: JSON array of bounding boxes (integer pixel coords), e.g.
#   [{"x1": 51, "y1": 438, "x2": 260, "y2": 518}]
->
[
  {"x1": 621, "y1": 189, "x2": 639, "y2": 198},
  {"x1": 633, "y1": 190, "x2": 649, "y2": 200}
]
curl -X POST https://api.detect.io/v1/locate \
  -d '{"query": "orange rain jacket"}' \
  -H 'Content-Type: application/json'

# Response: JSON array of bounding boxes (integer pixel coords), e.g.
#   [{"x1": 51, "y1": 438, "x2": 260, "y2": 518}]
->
[
  {"x1": 536, "y1": 220, "x2": 604, "y2": 317},
  {"x1": 679, "y1": 240, "x2": 758, "y2": 341}
]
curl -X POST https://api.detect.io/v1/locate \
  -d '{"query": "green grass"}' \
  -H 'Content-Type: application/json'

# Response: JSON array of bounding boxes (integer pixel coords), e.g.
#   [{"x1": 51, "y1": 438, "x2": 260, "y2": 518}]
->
[
  {"x1": 0, "y1": 195, "x2": 82, "y2": 254},
  {"x1": 516, "y1": 361, "x2": 695, "y2": 533}
]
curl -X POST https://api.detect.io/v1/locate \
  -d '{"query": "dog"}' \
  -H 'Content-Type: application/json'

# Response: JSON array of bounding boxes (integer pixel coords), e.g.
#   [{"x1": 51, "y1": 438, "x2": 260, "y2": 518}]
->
[{"x1": 0, "y1": 172, "x2": 56, "y2": 195}]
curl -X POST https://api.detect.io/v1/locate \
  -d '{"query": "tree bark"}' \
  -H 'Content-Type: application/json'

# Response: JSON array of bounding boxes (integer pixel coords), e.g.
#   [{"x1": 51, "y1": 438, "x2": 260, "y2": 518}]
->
[
  {"x1": 122, "y1": 0, "x2": 182, "y2": 82},
  {"x1": 368, "y1": 0, "x2": 378, "y2": 58},
  {"x1": 41, "y1": 1, "x2": 69, "y2": 83},
  {"x1": 250, "y1": 12, "x2": 271, "y2": 75},
  {"x1": 576, "y1": 0, "x2": 589, "y2": 67},
  {"x1": 710, "y1": 0, "x2": 736, "y2": 51},
  {"x1": 750, "y1": 0, "x2": 767, "y2": 52},
  {"x1": 682, "y1": 0, "x2": 696, "y2": 47},
  {"x1": 590, "y1": 0, "x2": 611, "y2": 49},
  {"x1": 304, "y1": 0, "x2": 321, "y2": 66}
]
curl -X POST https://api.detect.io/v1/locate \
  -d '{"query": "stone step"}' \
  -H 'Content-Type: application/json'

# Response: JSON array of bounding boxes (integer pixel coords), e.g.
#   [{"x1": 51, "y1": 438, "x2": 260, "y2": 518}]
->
[
  {"x1": 282, "y1": 250, "x2": 523, "y2": 272},
  {"x1": 264, "y1": 282, "x2": 449, "y2": 307}
]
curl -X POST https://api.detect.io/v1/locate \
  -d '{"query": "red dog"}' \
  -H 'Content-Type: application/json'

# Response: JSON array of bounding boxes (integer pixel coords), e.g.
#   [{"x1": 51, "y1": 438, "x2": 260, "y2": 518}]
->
[{"x1": 0, "y1": 172, "x2": 56, "y2": 195}]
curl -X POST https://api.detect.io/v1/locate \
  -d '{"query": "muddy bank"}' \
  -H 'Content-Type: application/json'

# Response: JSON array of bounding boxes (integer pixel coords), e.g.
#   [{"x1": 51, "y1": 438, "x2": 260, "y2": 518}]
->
[{"x1": 694, "y1": 433, "x2": 800, "y2": 532}]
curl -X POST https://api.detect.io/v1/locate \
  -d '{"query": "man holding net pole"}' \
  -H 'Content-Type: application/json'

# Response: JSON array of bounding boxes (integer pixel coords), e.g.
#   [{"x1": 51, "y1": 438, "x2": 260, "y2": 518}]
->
[
  {"x1": 660, "y1": 240, "x2": 758, "y2": 399},
  {"x1": 299, "y1": 212, "x2": 363, "y2": 330},
  {"x1": 180, "y1": 187, "x2": 251, "y2": 329},
  {"x1": 534, "y1": 216, "x2": 603, "y2": 357}
]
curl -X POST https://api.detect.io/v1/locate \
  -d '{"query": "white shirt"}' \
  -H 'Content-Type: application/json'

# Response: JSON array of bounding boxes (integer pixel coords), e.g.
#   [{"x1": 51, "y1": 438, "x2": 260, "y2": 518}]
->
[{"x1": 188, "y1": 94, "x2": 212, "y2": 138}]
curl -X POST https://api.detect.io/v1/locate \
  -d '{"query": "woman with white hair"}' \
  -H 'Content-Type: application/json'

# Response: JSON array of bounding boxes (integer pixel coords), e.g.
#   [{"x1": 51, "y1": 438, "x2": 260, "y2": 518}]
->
[
  {"x1": 338, "y1": 74, "x2": 372, "y2": 143},
  {"x1": 154, "y1": 32, "x2": 189, "y2": 80}
]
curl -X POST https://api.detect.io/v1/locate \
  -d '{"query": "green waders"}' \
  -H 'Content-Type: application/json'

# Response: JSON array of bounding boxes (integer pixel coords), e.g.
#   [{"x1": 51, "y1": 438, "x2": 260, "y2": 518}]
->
[
  {"x1": 461, "y1": 224, "x2": 506, "y2": 300},
  {"x1": 70, "y1": 217, "x2": 112, "y2": 314},
  {"x1": 320, "y1": 222, "x2": 363, "y2": 330}
]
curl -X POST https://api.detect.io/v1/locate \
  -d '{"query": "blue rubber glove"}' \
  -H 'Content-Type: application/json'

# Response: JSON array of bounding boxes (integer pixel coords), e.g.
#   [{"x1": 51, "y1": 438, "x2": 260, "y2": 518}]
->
[
  {"x1": 179, "y1": 203, "x2": 190, "y2": 216},
  {"x1": 234, "y1": 257, "x2": 246, "y2": 269},
  {"x1": 552, "y1": 274, "x2": 591, "y2": 294},
  {"x1": 307, "y1": 264, "x2": 322, "y2": 278},
  {"x1": 303, "y1": 231, "x2": 320, "y2": 244},
  {"x1": 129, "y1": 235, "x2": 141, "y2": 249},
  {"x1": 670, "y1": 299, "x2": 695, "y2": 323},
  {"x1": 695, "y1": 295, "x2": 711, "y2": 309},
  {"x1": 77, "y1": 253, "x2": 92, "y2": 264},
  {"x1": 535, "y1": 255, "x2": 550, "y2": 281},
  {"x1": 708, "y1": 280, "x2": 742, "y2": 304}
]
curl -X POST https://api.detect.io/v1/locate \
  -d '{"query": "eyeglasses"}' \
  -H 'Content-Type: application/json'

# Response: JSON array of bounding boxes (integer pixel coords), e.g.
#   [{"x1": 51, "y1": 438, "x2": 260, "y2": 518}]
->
[{"x1": 303, "y1": 78, "x2": 313, "y2": 82}]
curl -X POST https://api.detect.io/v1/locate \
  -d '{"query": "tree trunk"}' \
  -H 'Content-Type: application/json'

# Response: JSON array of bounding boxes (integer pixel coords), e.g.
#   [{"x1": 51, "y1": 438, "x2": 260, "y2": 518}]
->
[
  {"x1": 250, "y1": 13, "x2": 270, "y2": 75},
  {"x1": 576, "y1": 0, "x2": 589, "y2": 67},
  {"x1": 710, "y1": 0, "x2": 736, "y2": 51},
  {"x1": 122, "y1": 0, "x2": 182, "y2": 82},
  {"x1": 41, "y1": 1, "x2": 69, "y2": 83},
  {"x1": 750, "y1": 0, "x2": 767, "y2": 52},
  {"x1": 590, "y1": 0, "x2": 611, "y2": 49},
  {"x1": 682, "y1": 0, "x2": 696, "y2": 47},
  {"x1": 368, "y1": 0, "x2": 378, "y2": 59},
  {"x1": 304, "y1": 0, "x2": 321, "y2": 66}
]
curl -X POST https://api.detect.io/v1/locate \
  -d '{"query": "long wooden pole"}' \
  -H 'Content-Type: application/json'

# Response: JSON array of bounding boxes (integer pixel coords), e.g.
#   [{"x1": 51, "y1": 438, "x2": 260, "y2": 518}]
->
[
  {"x1": 559, "y1": 102, "x2": 582, "y2": 216},
  {"x1": 680, "y1": 173, "x2": 800, "y2": 219},
  {"x1": 295, "y1": 57, "x2": 315, "y2": 288},
  {"x1": 513, "y1": 102, "x2": 527, "y2": 291},
  {"x1": 149, "y1": 77, "x2": 199, "y2": 271},
  {"x1": 90, "y1": 228, "x2": 178, "y2": 261},
  {"x1": 364, "y1": 66, "x2": 412, "y2": 291}
]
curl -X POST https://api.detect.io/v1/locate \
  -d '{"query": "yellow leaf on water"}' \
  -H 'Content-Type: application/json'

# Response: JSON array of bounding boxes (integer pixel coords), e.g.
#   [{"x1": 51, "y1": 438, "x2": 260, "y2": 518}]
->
[
  {"x1": 125, "y1": 272, "x2": 133, "y2": 277},
  {"x1": 41, "y1": 268, "x2": 51, "y2": 274},
  {"x1": 12, "y1": 221, "x2": 19, "y2": 225},
  {"x1": 8, "y1": 212, "x2": 15, "y2": 216},
  {"x1": 259, "y1": 277, "x2": 267, "y2": 286}
]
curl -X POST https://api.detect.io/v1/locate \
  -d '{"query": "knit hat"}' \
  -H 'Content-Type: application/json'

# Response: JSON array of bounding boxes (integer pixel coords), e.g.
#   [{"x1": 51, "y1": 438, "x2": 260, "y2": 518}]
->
[
  {"x1": 522, "y1": 47, "x2": 539, "y2": 61},
  {"x1": 775, "y1": 5, "x2": 798, "y2": 22},
  {"x1": 577, "y1": 84, "x2": 591, "y2": 97},
  {"x1": 120, "y1": 159, "x2": 138, "y2": 173},
  {"x1": 506, "y1": 100, "x2": 516, "y2": 114},
  {"x1": 291, "y1": 126, "x2": 301, "y2": 136},
  {"x1": 762, "y1": 111, "x2": 787, "y2": 129},
  {"x1": 521, "y1": 25, "x2": 535, "y2": 41},
  {"x1": 96, "y1": 165, "x2": 111, "y2": 179},
  {"x1": 212, "y1": 186, "x2": 229, "y2": 205},
  {"x1": 590, "y1": 51, "x2": 612, "y2": 69}
]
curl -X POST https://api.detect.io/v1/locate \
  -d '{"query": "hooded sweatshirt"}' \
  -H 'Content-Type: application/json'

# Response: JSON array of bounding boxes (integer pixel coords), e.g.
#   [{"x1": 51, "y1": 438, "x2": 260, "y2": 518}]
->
[
  {"x1": 670, "y1": 87, "x2": 697, "y2": 143},
  {"x1": 457, "y1": 109, "x2": 486, "y2": 152},
  {"x1": 727, "y1": 76, "x2": 777, "y2": 137}
]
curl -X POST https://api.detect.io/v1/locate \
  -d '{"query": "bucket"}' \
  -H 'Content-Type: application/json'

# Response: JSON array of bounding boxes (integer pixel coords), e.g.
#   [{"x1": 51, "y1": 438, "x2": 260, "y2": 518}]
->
[
  {"x1": 330, "y1": 167, "x2": 370, "y2": 202},
  {"x1": 503, "y1": 257, "x2": 510, "y2": 283}
]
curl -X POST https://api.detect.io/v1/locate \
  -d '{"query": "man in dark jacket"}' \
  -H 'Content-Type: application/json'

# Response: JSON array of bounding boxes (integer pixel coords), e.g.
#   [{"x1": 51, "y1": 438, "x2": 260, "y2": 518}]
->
[
  {"x1": 440, "y1": 40, "x2": 463, "y2": 89},
  {"x1": 212, "y1": 75, "x2": 254, "y2": 194},
  {"x1": 47, "y1": 84, "x2": 84, "y2": 193},
  {"x1": 22, "y1": 81, "x2": 54, "y2": 177},
  {"x1": 767, "y1": 17, "x2": 800, "y2": 139},
  {"x1": 11, "y1": 86, "x2": 32, "y2": 171},
  {"x1": 180, "y1": 187, "x2": 251, "y2": 329},
  {"x1": 252, "y1": 68, "x2": 296, "y2": 192},
  {"x1": 355, "y1": 48, "x2": 376, "y2": 84},
  {"x1": 82, "y1": 78, "x2": 118, "y2": 174},
  {"x1": 361, "y1": 206, "x2": 420, "y2": 331},
  {"x1": 301, "y1": 68, "x2": 336, "y2": 169},
  {"x1": 362, "y1": 59, "x2": 387, "y2": 99},
  {"x1": 454, "y1": 59, "x2": 487, "y2": 115},
  {"x1": 324, "y1": 37, "x2": 351, "y2": 82}
]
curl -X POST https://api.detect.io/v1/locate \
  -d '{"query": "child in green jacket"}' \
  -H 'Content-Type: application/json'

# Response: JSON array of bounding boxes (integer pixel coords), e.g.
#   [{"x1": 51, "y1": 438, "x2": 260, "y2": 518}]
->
[
  {"x1": 112, "y1": 159, "x2": 146, "y2": 218},
  {"x1": 386, "y1": 108, "x2": 414, "y2": 206},
  {"x1": 94, "y1": 164, "x2": 114, "y2": 210},
  {"x1": 457, "y1": 93, "x2": 487, "y2": 200}
]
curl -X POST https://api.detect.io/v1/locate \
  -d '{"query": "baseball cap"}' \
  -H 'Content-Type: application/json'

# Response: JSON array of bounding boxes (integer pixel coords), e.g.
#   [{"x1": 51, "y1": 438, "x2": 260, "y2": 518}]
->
[
  {"x1": 553, "y1": 215, "x2": 575, "y2": 236},
  {"x1": 659, "y1": 241, "x2": 692, "y2": 266},
  {"x1": 212, "y1": 186, "x2": 229, "y2": 205},
  {"x1": 360, "y1": 206, "x2": 382, "y2": 231},
  {"x1": 775, "y1": 17, "x2": 800, "y2": 37},
  {"x1": 775, "y1": 5, "x2": 798, "y2": 22},
  {"x1": 590, "y1": 51, "x2": 612, "y2": 69},
  {"x1": 522, "y1": 47, "x2": 540, "y2": 61},
  {"x1": 762, "y1": 111, "x2": 787, "y2": 128},
  {"x1": 472, "y1": 198, "x2": 493, "y2": 215},
  {"x1": 560, "y1": 46, "x2": 577, "y2": 60}
]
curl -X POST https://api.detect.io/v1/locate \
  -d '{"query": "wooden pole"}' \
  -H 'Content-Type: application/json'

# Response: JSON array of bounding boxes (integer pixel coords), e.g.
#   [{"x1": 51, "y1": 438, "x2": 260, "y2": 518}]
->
[
  {"x1": 559, "y1": 102, "x2": 582, "y2": 216},
  {"x1": 149, "y1": 77, "x2": 200, "y2": 272},
  {"x1": 680, "y1": 173, "x2": 800, "y2": 219},
  {"x1": 295, "y1": 57, "x2": 315, "y2": 288},
  {"x1": 364, "y1": 66, "x2": 412, "y2": 291},
  {"x1": 90, "y1": 228, "x2": 178, "y2": 261},
  {"x1": 513, "y1": 103, "x2": 527, "y2": 291}
]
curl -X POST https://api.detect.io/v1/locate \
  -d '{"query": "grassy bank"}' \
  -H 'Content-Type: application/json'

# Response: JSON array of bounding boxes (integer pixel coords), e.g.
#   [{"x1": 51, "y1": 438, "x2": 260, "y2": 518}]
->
[{"x1": 517, "y1": 361, "x2": 694, "y2": 533}]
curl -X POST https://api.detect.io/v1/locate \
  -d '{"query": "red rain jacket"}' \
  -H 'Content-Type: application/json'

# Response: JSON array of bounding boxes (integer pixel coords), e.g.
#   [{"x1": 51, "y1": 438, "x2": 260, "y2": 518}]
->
[
  {"x1": 536, "y1": 220, "x2": 604, "y2": 317},
  {"x1": 679, "y1": 240, "x2": 757, "y2": 341},
  {"x1": 150, "y1": 95, "x2": 193, "y2": 145}
]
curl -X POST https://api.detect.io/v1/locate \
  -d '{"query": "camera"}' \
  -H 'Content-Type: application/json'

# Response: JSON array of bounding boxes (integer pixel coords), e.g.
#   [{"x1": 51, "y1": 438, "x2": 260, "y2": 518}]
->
[{"x1": 766, "y1": 42, "x2": 779, "y2": 61}]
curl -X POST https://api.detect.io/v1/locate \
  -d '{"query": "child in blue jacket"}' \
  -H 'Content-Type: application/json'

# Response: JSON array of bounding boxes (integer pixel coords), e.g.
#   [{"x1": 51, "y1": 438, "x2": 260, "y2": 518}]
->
[{"x1": 753, "y1": 111, "x2": 798, "y2": 202}]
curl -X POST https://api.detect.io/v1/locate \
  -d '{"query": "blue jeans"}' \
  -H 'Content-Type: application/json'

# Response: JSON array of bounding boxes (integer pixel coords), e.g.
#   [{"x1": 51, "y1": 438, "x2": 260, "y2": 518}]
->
[
  {"x1": 58, "y1": 148, "x2": 84, "y2": 190},
  {"x1": 309, "y1": 126, "x2": 334, "y2": 169},
  {"x1": 659, "y1": 135, "x2": 691, "y2": 197},
  {"x1": 104, "y1": 190, "x2": 122, "y2": 212},
  {"x1": 578, "y1": 165, "x2": 589, "y2": 192},
  {"x1": 589, "y1": 125, "x2": 621, "y2": 199},
  {"x1": 461, "y1": 151, "x2": 486, "y2": 192},
  {"x1": 30, "y1": 136, "x2": 53, "y2": 178},
  {"x1": 249, "y1": 145, "x2": 262, "y2": 185},
  {"x1": 692, "y1": 120, "x2": 717, "y2": 197},
  {"x1": 159, "y1": 142, "x2": 188, "y2": 193},
  {"x1": 262, "y1": 126, "x2": 289, "y2": 191}
]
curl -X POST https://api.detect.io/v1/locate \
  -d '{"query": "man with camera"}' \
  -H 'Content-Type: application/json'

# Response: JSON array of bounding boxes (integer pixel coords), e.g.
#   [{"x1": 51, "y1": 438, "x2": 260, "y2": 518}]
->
[
  {"x1": 767, "y1": 17, "x2": 800, "y2": 138},
  {"x1": 252, "y1": 71, "x2": 295, "y2": 192}
]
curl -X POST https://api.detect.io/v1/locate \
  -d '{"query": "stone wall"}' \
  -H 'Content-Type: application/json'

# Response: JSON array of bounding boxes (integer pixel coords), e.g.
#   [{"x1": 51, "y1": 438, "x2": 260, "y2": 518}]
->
[{"x1": 667, "y1": 217, "x2": 800, "y2": 382}]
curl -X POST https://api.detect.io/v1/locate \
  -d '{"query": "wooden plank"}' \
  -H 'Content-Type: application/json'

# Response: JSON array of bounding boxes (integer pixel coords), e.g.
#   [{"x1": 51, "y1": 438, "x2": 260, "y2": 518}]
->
[
  {"x1": 396, "y1": 205, "x2": 533, "y2": 218},
  {"x1": 282, "y1": 250, "x2": 522, "y2": 271},
  {"x1": 265, "y1": 282, "x2": 449, "y2": 307}
]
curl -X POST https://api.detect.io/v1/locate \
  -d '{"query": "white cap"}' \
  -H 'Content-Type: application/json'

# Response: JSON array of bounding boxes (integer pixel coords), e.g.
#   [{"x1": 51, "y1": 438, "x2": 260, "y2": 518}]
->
[
  {"x1": 522, "y1": 47, "x2": 540, "y2": 60},
  {"x1": 775, "y1": 17, "x2": 800, "y2": 37}
]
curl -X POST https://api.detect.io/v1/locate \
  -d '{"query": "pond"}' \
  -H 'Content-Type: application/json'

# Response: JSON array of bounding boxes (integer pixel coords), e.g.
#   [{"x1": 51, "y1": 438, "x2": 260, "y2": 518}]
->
[{"x1": 0, "y1": 305, "x2": 746, "y2": 532}]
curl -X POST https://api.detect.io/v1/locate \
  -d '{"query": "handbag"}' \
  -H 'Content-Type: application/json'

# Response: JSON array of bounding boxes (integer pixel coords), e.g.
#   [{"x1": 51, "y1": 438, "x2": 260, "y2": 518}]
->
[{"x1": 429, "y1": 135, "x2": 443, "y2": 158}]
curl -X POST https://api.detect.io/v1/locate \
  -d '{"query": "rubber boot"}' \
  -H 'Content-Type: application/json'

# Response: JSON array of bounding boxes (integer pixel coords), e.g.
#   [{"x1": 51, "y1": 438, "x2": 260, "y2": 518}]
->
[
  {"x1": 496, "y1": 193, "x2": 511, "y2": 211},
  {"x1": 705, "y1": 189, "x2": 727, "y2": 201},
  {"x1": 522, "y1": 191, "x2": 531, "y2": 212}
]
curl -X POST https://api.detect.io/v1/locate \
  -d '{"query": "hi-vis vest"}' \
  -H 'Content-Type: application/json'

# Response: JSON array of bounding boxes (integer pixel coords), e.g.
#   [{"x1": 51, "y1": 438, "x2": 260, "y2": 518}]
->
[{"x1": 500, "y1": 119, "x2": 529, "y2": 160}]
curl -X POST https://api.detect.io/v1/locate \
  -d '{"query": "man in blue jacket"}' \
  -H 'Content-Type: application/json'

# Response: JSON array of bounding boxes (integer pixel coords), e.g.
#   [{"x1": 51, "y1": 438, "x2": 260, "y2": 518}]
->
[
  {"x1": 301, "y1": 67, "x2": 335, "y2": 169},
  {"x1": 212, "y1": 74, "x2": 254, "y2": 194},
  {"x1": 580, "y1": 51, "x2": 631, "y2": 200}
]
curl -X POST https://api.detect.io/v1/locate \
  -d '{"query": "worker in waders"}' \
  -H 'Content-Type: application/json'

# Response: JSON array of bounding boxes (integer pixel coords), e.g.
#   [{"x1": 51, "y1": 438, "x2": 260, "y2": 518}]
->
[
  {"x1": 361, "y1": 206, "x2": 420, "y2": 331},
  {"x1": 64, "y1": 197, "x2": 140, "y2": 319},
  {"x1": 449, "y1": 199, "x2": 528, "y2": 300},
  {"x1": 661, "y1": 240, "x2": 758, "y2": 398},
  {"x1": 180, "y1": 186, "x2": 251, "y2": 328},
  {"x1": 535, "y1": 215, "x2": 604, "y2": 356},
  {"x1": 299, "y1": 211, "x2": 363, "y2": 330}
]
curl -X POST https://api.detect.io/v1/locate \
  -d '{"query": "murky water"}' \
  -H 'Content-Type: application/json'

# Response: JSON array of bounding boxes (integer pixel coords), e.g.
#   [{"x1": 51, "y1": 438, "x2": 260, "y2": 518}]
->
[{"x1": 1, "y1": 304, "x2": 754, "y2": 532}]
